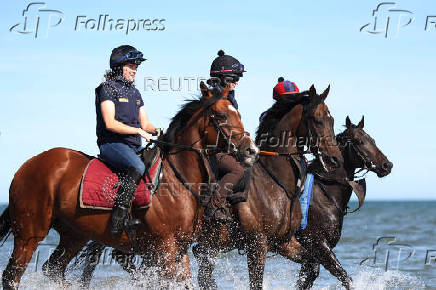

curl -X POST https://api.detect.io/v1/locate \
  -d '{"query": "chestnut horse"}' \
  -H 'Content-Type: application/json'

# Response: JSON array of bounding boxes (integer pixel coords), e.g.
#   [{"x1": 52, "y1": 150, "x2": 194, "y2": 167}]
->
[
  {"x1": 283, "y1": 116, "x2": 392, "y2": 289},
  {"x1": 76, "y1": 85, "x2": 344, "y2": 289},
  {"x1": 0, "y1": 82, "x2": 258, "y2": 289}
]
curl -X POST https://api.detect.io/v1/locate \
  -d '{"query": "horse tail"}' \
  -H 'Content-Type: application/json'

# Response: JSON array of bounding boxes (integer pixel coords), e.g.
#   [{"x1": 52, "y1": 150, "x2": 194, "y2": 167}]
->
[{"x1": 0, "y1": 206, "x2": 12, "y2": 246}]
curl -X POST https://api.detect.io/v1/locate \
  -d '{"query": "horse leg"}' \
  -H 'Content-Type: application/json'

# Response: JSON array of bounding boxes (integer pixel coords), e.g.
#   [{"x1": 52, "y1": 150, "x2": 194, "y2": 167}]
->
[
  {"x1": 193, "y1": 243, "x2": 218, "y2": 290},
  {"x1": 155, "y1": 237, "x2": 177, "y2": 282},
  {"x1": 296, "y1": 261, "x2": 320, "y2": 290},
  {"x1": 175, "y1": 253, "x2": 193, "y2": 289},
  {"x1": 2, "y1": 236, "x2": 45, "y2": 290},
  {"x1": 246, "y1": 236, "x2": 268, "y2": 290},
  {"x1": 301, "y1": 239, "x2": 352, "y2": 289},
  {"x1": 42, "y1": 228, "x2": 88, "y2": 285},
  {"x1": 276, "y1": 238, "x2": 320, "y2": 289},
  {"x1": 3, "y1": 190, "x2": 53, "y2": 289},
  {"x1": 80, "y1": 242, "x2": 106, "y2": 288},
  {"x1": 112, "y1": 249, "x2": 137, "y2": 278},
  {"x1": 277, "y1": 237, "x2": 306, "y2": 263}
]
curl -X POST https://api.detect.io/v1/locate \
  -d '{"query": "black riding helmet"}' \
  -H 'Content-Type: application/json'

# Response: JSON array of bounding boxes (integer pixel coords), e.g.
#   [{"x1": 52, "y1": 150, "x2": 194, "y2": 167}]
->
[
  {"x1": 110, "y1": 45, "x2": 146, "y2": 69},
  {"x1": 210, "y1": 50, "x2": 245, "y2": 84}
]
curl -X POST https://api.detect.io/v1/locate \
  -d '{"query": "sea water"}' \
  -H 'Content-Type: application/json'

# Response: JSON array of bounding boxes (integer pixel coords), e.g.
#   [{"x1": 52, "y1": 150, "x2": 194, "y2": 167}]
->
[{"x1": 0, "y1": 202, "x2": 435, "y2": 289}]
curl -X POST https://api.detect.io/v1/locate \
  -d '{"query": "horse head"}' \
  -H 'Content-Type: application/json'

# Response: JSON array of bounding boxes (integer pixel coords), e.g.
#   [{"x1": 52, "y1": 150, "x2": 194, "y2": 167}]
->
[
  {"x1": 337, "y1": 116, "x2": 393, "y2": 178},
  {"x1": 299, "y1": 85, "x2": 343, "y2": 171},
  {"x1": 199, "y1": 81, "x2": 258, "y2": 167},
  {"x1": 256, "y1": 85, "x2": 343, "y2": 172}
]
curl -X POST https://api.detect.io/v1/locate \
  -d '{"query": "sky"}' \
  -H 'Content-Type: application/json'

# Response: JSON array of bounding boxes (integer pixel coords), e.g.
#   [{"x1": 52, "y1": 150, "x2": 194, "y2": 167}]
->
[{"x1": 0, "y1": 0, "x2": 435, "y2": 202}]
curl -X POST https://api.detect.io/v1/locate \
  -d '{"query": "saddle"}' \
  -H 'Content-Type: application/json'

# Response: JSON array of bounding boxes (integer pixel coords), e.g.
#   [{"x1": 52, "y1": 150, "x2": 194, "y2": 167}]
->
[{"x1": 79, "y1": 145, "x2": 163, "y2": 210}]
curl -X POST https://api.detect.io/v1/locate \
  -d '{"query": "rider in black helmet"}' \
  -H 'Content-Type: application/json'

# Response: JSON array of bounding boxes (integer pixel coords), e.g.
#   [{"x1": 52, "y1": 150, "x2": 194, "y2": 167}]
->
[
  {"x1": 204, "y1": 50, "x2": 247, "y2": 224},
  {"x1": 96, "y1": 45, "x2": 162, "y2": 235},
  {"x1": 209, "y1": 49, "x2": 245, "y2": 109}
]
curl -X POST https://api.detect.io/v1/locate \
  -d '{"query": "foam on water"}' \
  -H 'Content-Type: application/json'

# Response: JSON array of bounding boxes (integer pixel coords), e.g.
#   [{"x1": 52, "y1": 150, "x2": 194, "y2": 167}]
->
[
  {"x1": 350, "y1": 269, "x2": 425, "y2": 290},
  {"x1": 7, "y1": 267, "x2": 426, "y2": 290}
]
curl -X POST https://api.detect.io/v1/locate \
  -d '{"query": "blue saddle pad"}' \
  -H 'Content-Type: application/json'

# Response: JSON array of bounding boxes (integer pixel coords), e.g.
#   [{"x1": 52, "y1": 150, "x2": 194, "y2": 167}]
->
[{"x1": 298, "y1": 173, "x2": 314, "y2": 231}]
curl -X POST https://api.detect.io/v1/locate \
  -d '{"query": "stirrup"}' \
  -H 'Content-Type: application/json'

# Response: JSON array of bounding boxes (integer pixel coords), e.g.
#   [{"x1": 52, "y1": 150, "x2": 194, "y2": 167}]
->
[{"x1": 124, "y1": 218, "x2": 141, "y2": 232}]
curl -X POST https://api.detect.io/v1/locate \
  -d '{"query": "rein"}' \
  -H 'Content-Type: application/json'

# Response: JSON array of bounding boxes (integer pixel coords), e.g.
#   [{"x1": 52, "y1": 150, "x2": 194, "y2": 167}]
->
[
  {"x1": 309, "y1": 135, "x2": 373, "y2": 215},
  {"x1": 149, "y1": 104, "x2": 247, "y2": 202}
]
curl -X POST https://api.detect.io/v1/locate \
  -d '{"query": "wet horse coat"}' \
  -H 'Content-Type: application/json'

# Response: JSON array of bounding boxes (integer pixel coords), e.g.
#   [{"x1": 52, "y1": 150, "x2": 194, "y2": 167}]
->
[{"x1": 0, "y1": 83, "x2": 258, "y2": 289}]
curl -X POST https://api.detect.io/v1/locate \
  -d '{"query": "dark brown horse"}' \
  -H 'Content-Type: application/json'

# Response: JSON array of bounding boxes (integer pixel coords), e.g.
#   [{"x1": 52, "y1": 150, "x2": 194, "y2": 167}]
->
[
  {"x1": 282, "y1": 116, "x2": 392, "y2": 289},
  {"x1": 193, "y1": 85, "x2": 343, "y2": 290},
  {"x1": 76, "y1": 85, "x2": 344, "y2": 289},
  {"x1": 195, "y1": 116, "x2": 392, "y2": 290},
  {"x1": 0, "y1": 82, "x2": 259, "y2": 289}
]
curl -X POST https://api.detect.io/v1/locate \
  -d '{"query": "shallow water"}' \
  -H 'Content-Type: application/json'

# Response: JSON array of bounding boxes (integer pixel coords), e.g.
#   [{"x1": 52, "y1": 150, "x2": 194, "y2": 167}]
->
[{"x1": 0, "y1": 201, "x2": 435, "y2": 289}]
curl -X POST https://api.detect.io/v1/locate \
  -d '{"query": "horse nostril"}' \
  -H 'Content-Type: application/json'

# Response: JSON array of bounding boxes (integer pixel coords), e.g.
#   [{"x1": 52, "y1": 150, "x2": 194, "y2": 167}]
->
[{"x1": 383, "y1": 162, "x2": 393, "y2": 170}]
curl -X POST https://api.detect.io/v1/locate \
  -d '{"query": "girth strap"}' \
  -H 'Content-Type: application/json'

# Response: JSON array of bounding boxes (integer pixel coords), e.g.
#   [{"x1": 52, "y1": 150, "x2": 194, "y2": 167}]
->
[{"x1": 258, "y1": 158, "x2": 297, "y2": 200}]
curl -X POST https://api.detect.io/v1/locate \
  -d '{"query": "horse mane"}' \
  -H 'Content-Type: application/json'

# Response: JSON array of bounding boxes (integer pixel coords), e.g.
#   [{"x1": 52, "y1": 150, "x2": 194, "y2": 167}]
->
[
  {"x1": 162, "y1": 86, "x2": 224, "y2": 145},
  {"x1": 255, "y1": 91, "x2": 310, "y2": 143}
]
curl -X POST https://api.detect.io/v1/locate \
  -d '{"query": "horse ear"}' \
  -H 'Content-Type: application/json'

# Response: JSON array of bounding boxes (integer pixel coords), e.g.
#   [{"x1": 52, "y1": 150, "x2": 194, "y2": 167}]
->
[
  {"x1": 200, "y1": 81, "x2": 211, "y2": 98},
  {"x1": 357, "y1": 116, "x2": 364, "y2": 129},
  {"x1": 320, "y1": 85, "x2": 330, "y2": 101},
  {"x1": 309, "y1": 85, "x2": 316, "y2": 96},
  {"x1": 309, "y1": 84, "x2": 316, "y2": 96},
  {"x1": 346, "y1": 116, "x2": 352, "y2": 129}
]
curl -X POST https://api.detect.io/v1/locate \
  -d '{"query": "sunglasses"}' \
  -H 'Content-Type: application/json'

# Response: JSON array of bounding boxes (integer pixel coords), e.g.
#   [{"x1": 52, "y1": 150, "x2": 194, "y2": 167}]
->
[
  {"x1": 234, "y1": 63, "x2": 245, "y2": 73},
  {"x1": 223, "y1": 75, "x2": 240, "y2": 83},
  {"x1": 113, "y1": 50, "x2": 144, "y2": 65}
]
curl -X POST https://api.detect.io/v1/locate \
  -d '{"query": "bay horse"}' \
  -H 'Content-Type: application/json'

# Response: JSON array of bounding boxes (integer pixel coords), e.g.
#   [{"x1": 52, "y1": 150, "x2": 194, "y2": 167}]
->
[
  {"x1": 195, "y1": 116, "x2": 392, "y2": 290},
  {"x1": 76, "y1": 85, "x2": 344, "y2": 289},
  {"x1": 0, "y1": 82, "x2": 258, "y2": 289},
  {"x1": 193, "y1": 85, "x2": 343, "y2": 290},
  {"x1": 283, "y1": 116, "x2": 393, "y2": 289}
]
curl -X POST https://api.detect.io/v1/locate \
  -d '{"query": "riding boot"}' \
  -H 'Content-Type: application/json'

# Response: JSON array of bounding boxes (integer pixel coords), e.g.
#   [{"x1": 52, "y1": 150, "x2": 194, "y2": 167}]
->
[
  {"x1": 111, "y1": 167, "x2": 142, "y2": 236},
  {"x1": 204, "y1": 186, "x2": 233, "y2": 224}
]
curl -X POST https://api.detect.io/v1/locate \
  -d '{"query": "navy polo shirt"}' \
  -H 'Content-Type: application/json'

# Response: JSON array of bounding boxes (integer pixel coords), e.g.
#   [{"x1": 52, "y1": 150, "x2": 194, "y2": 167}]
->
[
  {"x1": 227, "y1": 90, "x2": 238, "y2": 109},
  {"x1": 95, "y1": 77, "x2": 144, "y2": 147}
]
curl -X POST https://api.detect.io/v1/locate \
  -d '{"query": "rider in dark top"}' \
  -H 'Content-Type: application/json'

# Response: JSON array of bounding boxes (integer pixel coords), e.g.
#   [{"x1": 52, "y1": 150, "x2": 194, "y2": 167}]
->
[
  {"x1": 204, "y1": 50, "x2": 246, "y2": 223},
  {"x1": 95, "y1": 45, "x2": 161, "y2": 235}
]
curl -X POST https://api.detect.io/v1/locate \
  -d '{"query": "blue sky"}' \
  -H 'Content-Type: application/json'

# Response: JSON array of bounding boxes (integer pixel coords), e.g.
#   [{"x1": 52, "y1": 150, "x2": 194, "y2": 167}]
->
[{"x1": 0, "y1": 0, "x2": 435, "y2": 202}]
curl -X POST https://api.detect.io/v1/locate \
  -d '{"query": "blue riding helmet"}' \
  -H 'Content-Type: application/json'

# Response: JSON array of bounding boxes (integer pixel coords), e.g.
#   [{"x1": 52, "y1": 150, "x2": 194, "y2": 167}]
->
[{"x1": 110, "y1": 45, "x2": 146, "y2": 69}]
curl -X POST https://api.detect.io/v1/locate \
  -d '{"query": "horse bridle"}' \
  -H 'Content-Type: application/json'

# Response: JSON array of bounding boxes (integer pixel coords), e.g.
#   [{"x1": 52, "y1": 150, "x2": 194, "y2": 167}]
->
[
  {"x1": 152, "y1": 101, "x2": 250, "y2": 203},
  {"x1": 206, "y1": 107, "x2": 251, "y2": 158},
  {"x1": 301, "y1": 100, "x2": 338, "y2": 171},
  {"x1": 340, "y1": 133, "x2": 374, "y2": 178}
]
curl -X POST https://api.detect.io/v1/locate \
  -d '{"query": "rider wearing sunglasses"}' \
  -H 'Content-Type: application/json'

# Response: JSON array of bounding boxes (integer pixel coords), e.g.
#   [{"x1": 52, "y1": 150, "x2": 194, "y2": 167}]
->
[
  {"x1": 205, "y1": 50, "x2": 247, "y2": 223},
  {"x1": 95, "y1": 45, "x2": 162, "y2": 235}
]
